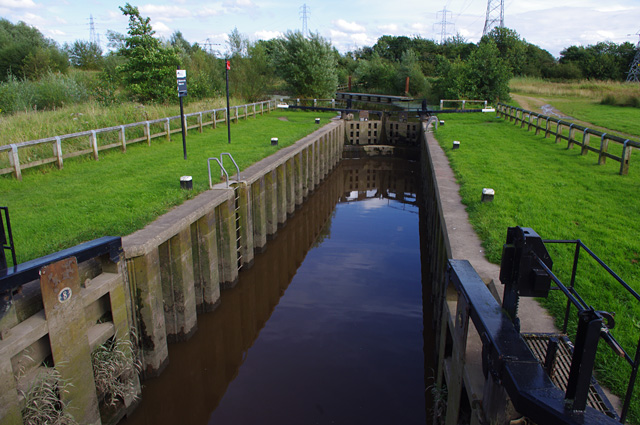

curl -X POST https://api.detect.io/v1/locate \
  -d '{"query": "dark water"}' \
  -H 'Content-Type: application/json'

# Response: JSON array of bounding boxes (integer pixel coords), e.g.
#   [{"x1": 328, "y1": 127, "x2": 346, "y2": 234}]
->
[{"x1": 122, "y1": 157, "x2": 429, "y2": 425}]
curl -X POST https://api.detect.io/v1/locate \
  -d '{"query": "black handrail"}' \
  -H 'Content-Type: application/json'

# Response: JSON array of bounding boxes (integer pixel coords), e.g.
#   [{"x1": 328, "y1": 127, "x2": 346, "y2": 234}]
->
[{"x1": 541, "y1": 239, "x2": 640, "y2": 423}]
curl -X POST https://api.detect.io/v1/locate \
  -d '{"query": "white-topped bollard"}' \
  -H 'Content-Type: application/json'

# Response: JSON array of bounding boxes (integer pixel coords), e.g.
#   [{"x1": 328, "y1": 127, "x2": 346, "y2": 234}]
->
[
  {"x1": 180, "y1": 175, "x2": 193, "y2": 190},
  {"x1": 271, "y1": 137, "x2": 278, "y2": 146},
  {"x1": 452, "y1": 141, "x2": 460, "y2": 150},
  {"x1": 315, "y1": 118, "x2": 320, "y2": 124},
  {"x1": 481, "y1": 188, "x2": 495, "y2": 202},
  {"x1": 439, "y1": 120, "x2": 445, "y2": 126}
]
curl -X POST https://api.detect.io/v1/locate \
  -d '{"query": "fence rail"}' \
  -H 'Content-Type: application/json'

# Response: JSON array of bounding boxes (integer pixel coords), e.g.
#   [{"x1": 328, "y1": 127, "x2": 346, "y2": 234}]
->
[
  {"x1": 0, "y1": 100, "x2": 275, "y2": 180},
  {"x1": 496, "y1": 103, "x2": 640, "y2": 175},
  {"x1": 440, "y1": 99, "x2": 488, "y2": 109}
]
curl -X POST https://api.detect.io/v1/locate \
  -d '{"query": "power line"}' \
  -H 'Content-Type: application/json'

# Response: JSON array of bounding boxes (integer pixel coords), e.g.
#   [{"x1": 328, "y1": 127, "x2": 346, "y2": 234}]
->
[
  {"x1": 433, "y1": 7, "x2": 455, "y2": 44},
  {"x1": 482, "y1": 0, "x2": 504, "y2": 36},
  {"x1": 300, "y1": 4, "x2": 310, "y2": 37}
]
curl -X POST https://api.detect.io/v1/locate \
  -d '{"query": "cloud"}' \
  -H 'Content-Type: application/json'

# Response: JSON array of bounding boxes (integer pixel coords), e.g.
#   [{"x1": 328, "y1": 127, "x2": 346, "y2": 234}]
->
[
  {"x1": 333, "y1": 19, "x2": 365, "y2": 34},
  {"x1": 152, "y1": 21, "x2": 173, "y2": 38},
  {"x1": 222, "y1": 0, "x2": 255, "y2": 9},
  {"x1": 140, "y1": 4, "x2": 192, "y2": 21},
  {"x1": 0, "y1": 0, "x2": 35, "y2": 8},
  {"x1": 200, "y1": 6, "x2": 223, "y2": 17},
  {"x1": 254, "y1": 30, "x2": 282, "y2": 40},
  {"x1": 377, "y1": 24, "x2": 398, "y2": 33}
]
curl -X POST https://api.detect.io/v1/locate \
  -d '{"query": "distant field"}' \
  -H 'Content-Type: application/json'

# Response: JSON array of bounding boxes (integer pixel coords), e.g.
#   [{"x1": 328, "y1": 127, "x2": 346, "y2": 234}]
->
[
  {"x1": 0, "y1": 110, "x2": 336, "y2": 264},
  {"x1": 510, "y1": 77, "x2": 640, "y2": 138},
  {"x1": 435, "y1": 112, "x2": 640, "y2": 423}
]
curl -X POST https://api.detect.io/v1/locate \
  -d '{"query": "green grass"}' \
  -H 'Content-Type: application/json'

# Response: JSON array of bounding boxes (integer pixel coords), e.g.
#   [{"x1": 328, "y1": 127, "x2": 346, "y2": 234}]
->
[
  {"x1": 544, "y1": 98, "x2": 640, "y2": 137},
  {"x1": 435, "y1": 112, "x2": 640, "y2": 423},
  {"x1": 0, "y1": 110, "x2": 336, "y2": 264}
]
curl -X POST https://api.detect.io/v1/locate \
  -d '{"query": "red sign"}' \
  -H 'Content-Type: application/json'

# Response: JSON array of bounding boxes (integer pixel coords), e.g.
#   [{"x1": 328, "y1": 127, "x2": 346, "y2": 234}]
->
[{"x1": 226, "y1": 60, "x2": 231, "y2": 70}]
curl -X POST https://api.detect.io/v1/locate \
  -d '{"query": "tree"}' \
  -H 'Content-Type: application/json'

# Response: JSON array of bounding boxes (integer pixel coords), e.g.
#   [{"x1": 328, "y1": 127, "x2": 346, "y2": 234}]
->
[
  {"x1": 65, "y1": 41, "x2": 103, "y2": 70},
  {"x1": 116, "y1": 3, "x2": 180, "y2": 102},
  {"x1": 273, "y1": 31, "x2": 337, "y2": 98},
  {"x1": 0, "y1": 18, "x2": 68, "y2": 81},
  {"x1": 480, "y1": 27, "x2": 527, "y2": 75},
  {"x1": 465, "y1": 39, "x2": 511, "y2": 101}
]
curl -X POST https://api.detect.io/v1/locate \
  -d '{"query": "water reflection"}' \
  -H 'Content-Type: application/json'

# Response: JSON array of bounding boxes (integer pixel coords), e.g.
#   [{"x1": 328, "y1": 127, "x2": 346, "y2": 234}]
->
[{"x1": 122, "y1": 157, "x2": 428, "y2": 425}]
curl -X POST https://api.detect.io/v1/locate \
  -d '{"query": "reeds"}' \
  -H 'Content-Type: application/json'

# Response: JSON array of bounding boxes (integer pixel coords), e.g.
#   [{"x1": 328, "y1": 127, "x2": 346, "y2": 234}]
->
[{"x1": 21, "y1": 367, "x2": 79, "y2": 425}]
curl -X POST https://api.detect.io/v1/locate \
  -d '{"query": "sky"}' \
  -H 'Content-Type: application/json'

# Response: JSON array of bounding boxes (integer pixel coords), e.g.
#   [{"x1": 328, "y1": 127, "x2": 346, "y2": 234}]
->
[{"x1": 1, "y1": 0, "x2": 639, "y2": 58}]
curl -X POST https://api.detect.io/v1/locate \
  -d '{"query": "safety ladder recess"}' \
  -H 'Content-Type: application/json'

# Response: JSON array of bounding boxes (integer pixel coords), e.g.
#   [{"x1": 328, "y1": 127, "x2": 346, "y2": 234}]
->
[{"x1": 233, "y1": 185, "x2": 243, "y2": 271}]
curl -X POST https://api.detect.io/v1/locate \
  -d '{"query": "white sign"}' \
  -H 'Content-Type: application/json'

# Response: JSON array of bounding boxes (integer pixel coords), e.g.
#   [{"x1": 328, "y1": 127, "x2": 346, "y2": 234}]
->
[{"x1": 176, "y1": 69, "x2": 186, "y2": 78}]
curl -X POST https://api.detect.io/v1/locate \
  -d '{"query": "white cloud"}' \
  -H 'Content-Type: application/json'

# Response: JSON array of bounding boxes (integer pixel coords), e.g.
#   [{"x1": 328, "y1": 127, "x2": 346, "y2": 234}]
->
[
  {"x1": 378, "y1": 24, "x2": 399, "y2": 33},
  {"x1": 222, "y1": 0, "x2": 255, "y2": 9},
  {"x1": 153, "y1": 21, "x2": 173, "y2": 38},
  {"x1": 0, "y1": 0, "x2": 35, "y2": 8},
  {"x1": 140, "y1": 5, "x2": 192, "y2": 21},
  {"x1": 254, "y1": 30, "x2": 282, "y2": 40},
  {"x1": 333, "y1": 19, "x2": 365, "y2": 34},
  {"x1": 200, "y1": 7, "x2": 223, "y2": 17}
]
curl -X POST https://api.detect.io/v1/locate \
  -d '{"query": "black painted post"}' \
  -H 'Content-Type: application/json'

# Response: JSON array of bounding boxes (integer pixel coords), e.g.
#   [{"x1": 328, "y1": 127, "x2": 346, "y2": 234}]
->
[
  {"x1": 179, "y1": 97, "x2": 187, "y2": 160},
  {"x1": 226, "y1": 60, "x2": 231, "y2": 144}
]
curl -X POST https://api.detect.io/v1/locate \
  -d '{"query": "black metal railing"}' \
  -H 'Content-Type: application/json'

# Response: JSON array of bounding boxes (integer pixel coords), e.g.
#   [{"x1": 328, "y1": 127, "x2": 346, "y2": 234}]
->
[
  {"x1": 540, "y1": 238, "x2": 640, "y2": 423},
  {"x1": 0, "y1": 207, "x2": 16, "y2": 271}
]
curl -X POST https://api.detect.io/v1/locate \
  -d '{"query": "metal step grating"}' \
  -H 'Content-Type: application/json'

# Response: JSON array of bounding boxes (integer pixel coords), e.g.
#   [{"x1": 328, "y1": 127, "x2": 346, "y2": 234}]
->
[{"x1": 522, "y1": 333, "x2": 618, "y2": 419}]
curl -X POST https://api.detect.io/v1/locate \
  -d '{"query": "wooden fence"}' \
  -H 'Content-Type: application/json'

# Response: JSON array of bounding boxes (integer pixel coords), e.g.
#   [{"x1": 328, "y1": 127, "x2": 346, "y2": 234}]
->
[
  {"x1": 0, "y1": 100, "x2": 275, "y2": 180},
  {"x1": 497, "y1": 103, "x2": 640, "y2": 175}
]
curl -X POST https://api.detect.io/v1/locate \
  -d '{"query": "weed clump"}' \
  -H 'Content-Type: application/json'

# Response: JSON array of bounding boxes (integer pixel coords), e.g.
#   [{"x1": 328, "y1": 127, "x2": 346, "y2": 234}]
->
[
  {"x1": 21, "y1": 367, "x2": 79, "y2": 425},
  {"x1": 91, "y1": 331, "x2": 142, "y2": 407}
]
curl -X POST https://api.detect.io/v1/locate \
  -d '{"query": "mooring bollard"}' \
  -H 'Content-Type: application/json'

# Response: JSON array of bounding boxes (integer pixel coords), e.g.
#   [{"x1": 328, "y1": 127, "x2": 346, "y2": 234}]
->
[
  {"x1": 481, "y1": 188, "x2": 495, "y2": 202},
  {"x1": 452, "y1": 141, "x2": 460, "y2": 150},
  {"x1": 439, "y1": 120, "x2": 445, "y2": 126},
  {"x1": 271, "y1": 137, "x2": 278, "y2": 146},
  {"x1": 180, "y1": 175, "x2": 193, "y2": 190},
  {"x1": 315, "y1": 118, "x2": 320, "y2": 124}
]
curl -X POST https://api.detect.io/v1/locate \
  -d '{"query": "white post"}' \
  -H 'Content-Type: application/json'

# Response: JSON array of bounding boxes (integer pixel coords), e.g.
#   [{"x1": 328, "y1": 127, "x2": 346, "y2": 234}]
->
[
  {"x1": 54, "y1": 136, "x2": 63, "y2": 169},
  {"x1": 120, "y1": 126, "x2": 126, "y2": 152},
  {"x1": 91, "y1": 130, "x2": 99, "y2": 159}
]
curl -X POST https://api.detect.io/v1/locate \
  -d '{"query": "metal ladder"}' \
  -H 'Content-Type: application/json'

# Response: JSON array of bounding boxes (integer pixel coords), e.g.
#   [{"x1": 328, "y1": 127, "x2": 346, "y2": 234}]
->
[{"x1": 208, "y1": 154, "x2": 243, "y2": 271}]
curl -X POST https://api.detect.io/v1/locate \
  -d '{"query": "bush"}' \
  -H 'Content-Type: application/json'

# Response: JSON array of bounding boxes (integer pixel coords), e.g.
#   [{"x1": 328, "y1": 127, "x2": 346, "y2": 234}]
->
[{"x1": 0, "y1": 72, "x2": 89, "y2": 113}]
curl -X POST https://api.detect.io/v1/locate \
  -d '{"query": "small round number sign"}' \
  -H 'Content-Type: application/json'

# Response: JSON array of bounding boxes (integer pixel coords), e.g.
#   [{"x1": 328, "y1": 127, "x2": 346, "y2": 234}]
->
[{"x1": 58, "y1": 287, "x2": 72, "y2": 303}]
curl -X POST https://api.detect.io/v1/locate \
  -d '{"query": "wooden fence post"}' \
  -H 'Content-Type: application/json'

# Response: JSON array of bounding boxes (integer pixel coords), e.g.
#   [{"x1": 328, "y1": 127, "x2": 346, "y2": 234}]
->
[
  {"x1": 555, "y1": 122, "x2": 562, "y2": 143},
  {"x1": 120, "y1": 125, "x2": 127, "y2": 152},
  {"x1": 145, "y1": 122, "x2": 151, "y2": 146},
  {"x1": 544, "y1": 119, "x2": 550, "y2": 138},
  {"x1": 198, "y1": 113, "x2": 203, "y2": 133},
  {"x1": 598, "y1": 134, "x2": 609, "y2": 165},
  {"x1": 621, "y1": 141, "x2": 631, "y2": 175},
  {"x1": 54, "y1": 136, "x2": 63, "y2": 169},
  {"x1": 90, "y1": 130, "x2": 99, "y2": 160},
  {"x1": 581, "y1": 129, "x2": 590, "y2": 155},
  {"x1": 567, "y1": 124, "x2": 575, "y2": 149},
  {"x1": 9, "y1": 144, "x2": 22, "y2": 181},
  {"x1": 165, "y1": 118, "x2": 171, "y2": 142}
]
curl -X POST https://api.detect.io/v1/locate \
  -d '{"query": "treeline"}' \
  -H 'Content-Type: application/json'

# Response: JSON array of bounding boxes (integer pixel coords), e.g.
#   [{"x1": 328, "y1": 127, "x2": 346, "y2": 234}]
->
[{"x1": 0, "y1": 3, "x2": 638, "y2": 115}]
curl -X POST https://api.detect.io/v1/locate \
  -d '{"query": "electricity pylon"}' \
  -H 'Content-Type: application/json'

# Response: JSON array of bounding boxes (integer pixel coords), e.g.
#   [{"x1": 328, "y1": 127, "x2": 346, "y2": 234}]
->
[
  {"x1": 627, "y1": 31, "x2": 640, "y2": 83},
  {"x1": 300, "y1": 4, "x2": 310, "y2": 37},
  {"x1": 482, "y1": 0, "x2": 504, "y2": 36},
  {"x1": 434, "y1": 7, "x2": 455, "y2": 44}
]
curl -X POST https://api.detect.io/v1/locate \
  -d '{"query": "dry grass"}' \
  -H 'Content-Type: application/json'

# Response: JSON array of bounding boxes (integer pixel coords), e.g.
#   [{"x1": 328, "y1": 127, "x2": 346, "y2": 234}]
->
[
  {"x1": 511, "y1": 77, "x2": 640, "y2": 101},
  {"x1": 21, "y1": 367, "x2": 78, "y2": 425}
]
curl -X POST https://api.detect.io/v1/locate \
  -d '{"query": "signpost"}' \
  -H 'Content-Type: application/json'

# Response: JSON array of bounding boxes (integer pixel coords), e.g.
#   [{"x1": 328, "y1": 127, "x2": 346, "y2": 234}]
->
[
  {"x1": 177, "y1": 69, "x2": 188, "y2": 159},
  {"x1": 225, "y1": 60, "x2": 231, "y2": 144}
]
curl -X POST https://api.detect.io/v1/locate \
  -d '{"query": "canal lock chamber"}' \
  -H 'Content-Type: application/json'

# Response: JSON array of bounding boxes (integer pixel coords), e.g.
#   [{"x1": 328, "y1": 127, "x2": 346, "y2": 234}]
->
[{"x1": 120, "y1": 145, "x2": 442, "y2": 425}]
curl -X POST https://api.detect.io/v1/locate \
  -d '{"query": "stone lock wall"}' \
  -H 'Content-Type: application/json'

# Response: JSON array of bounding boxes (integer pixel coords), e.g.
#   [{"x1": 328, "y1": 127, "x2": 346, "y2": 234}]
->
[{"x1": 0, "y1": 119, "x2": 345, "y2": 425}]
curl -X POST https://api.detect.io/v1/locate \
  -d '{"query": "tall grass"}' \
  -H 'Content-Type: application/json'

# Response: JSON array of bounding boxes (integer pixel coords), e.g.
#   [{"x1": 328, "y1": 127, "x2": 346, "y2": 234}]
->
[
  {"x1": 436, "y1": 112, "x2": 640, "y2": 423},
  {"x1": 0, "y1": 96, "x2": 244, "y2": 146},
  {"x1": 511, "y1": 76, "x2": 640, "y2": 105}
]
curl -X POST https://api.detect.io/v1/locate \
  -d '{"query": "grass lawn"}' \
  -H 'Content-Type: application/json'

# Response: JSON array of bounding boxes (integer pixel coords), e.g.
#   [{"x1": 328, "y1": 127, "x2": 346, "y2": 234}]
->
[
  {"x1": 544, "y1": 98, "x2": 640, "y2": 137},
  {"x1": 435, "y1": 112, "x2": 640, "y2": 423},
  {"x1": 0, "y1": 109, "x2": 337, "y2": 264}
]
